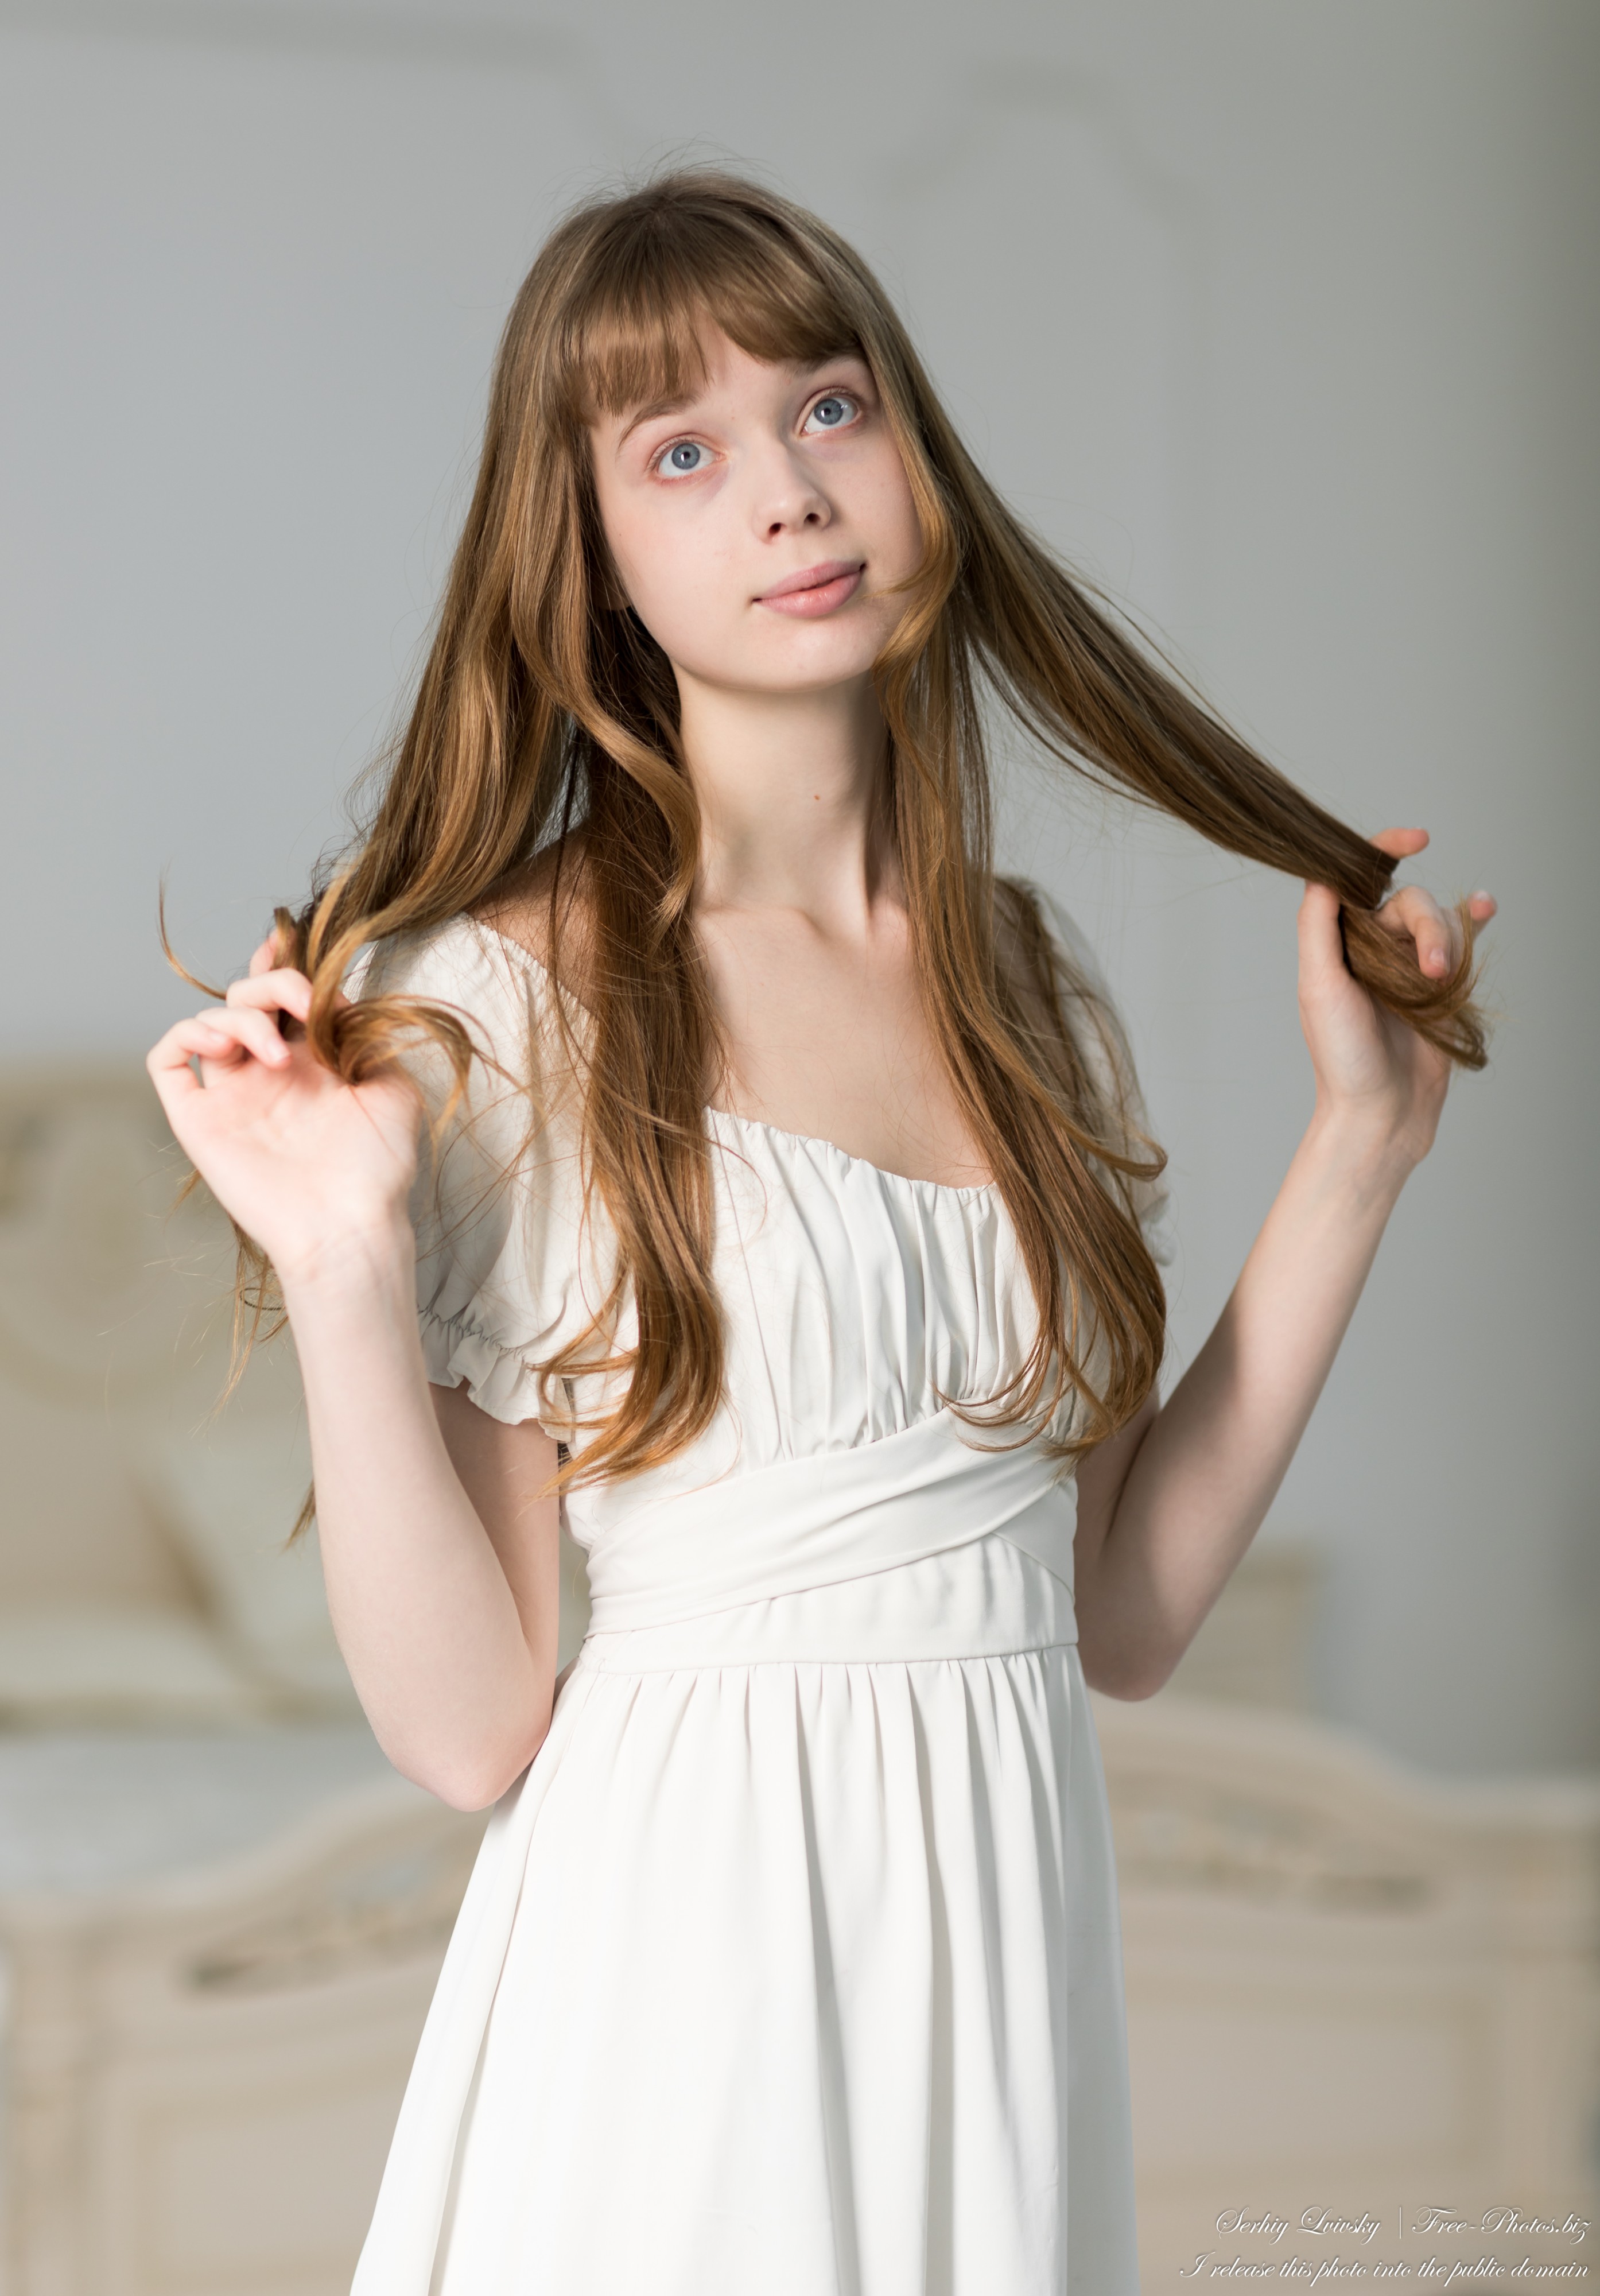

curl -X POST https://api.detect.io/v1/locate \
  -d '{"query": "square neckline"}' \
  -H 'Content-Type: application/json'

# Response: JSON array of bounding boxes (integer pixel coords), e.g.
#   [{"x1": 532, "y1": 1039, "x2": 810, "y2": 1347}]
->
[{"x1": 462, "y1": 913, "x2": 1002, "y2": 1206}]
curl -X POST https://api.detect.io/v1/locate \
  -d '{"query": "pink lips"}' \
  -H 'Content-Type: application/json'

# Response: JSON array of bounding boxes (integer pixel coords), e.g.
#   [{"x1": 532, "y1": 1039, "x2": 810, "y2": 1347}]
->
[{"x1": 756, "y1": 559, "x2": 865, "y2": 616}]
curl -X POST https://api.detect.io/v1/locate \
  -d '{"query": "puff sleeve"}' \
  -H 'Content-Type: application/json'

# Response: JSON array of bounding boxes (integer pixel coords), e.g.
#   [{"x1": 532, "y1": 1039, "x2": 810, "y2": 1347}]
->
[{"x1": 352, "y1": 914, "x2": 605, "y2": 1436}]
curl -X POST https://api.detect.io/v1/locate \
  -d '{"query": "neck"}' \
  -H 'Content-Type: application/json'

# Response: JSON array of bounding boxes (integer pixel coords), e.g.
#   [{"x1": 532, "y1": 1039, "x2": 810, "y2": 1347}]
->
[{"x1": 677, "y1": 670, "x2": 899, "y2": 925}]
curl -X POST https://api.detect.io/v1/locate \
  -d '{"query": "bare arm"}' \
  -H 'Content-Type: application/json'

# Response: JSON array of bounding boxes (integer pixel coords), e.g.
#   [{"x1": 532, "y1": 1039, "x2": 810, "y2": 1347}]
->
[
  {"x1": 1073, "y1": 828, "x2": 1496, "y2": 1700},
  {"x1": 288, "y1": 1236, "x2": 561, "y2": 1805},
  {"x1": 147, "y1": 946, "x2": 561, "y2": 1810},
  {"x1": 1072, "y1": 1113, "x2": 1406, "y2": 1698}
]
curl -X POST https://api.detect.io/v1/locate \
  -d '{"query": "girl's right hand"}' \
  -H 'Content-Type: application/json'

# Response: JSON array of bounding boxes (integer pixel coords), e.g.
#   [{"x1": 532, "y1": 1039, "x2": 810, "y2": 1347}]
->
[{"x1": 146, "y1": 936, "x2": 424, "y2": 1290}]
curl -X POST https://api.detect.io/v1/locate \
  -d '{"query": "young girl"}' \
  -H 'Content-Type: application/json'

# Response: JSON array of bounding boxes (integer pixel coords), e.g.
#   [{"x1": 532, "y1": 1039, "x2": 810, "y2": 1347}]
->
[{"x1": 148, "y1": 170, "x2": 1493, "y2": 2295}]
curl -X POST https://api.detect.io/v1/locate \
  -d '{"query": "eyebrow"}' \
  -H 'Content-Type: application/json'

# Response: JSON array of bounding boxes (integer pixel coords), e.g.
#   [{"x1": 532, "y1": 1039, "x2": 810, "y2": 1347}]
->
[
  {"x1": 611, "y1": 352, "x2": 871, "y2": 455},
  {"x1": 615, "y1": 393, "x2": 699, "y2": 451}
]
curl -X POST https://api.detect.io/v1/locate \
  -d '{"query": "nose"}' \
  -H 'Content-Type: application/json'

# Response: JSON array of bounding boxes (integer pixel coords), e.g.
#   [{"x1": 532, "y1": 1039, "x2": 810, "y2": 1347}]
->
[{"x1": 748, "y1": 435, "x2": 832, "y2": 539}]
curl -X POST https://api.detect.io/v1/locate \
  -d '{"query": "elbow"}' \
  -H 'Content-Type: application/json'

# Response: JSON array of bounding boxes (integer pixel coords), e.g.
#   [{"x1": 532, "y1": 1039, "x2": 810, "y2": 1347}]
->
[
  {"x1": 1107, "y1": 1659, "x2": 1174, "y2": 1703},
  {"x1": 425, "y1": 1762, "x2": 523, "y2": 1814},
  {"x1": 1075, "y1": 1575, "x2": 1182, "y2": 1701},
  {"x1": 1078, "y1": 1631, "x2": 1176, "y2": 1704},
  {"x1": 1085, "y1": 1661, "x2": 1170, "y2": 1704},
  {"x1": 420, "y1": 1737, "x2": 546, "y2": 1812},
  {"x1": 384, "y1": 1710, "x2": 553, "y2": 1813}
]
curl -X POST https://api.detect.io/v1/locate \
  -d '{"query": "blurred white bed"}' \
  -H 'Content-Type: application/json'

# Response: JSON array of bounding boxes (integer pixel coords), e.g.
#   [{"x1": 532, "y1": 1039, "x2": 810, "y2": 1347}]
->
[{"x1": 0, "y1": 1068, "x2": 1593, "y2": 2294}]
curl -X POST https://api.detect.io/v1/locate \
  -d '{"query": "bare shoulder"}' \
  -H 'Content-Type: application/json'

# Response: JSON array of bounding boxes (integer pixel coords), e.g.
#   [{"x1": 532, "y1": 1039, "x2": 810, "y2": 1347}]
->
[{"x1": 471, "y1": 832, "x2": 599, "y2": 1002}]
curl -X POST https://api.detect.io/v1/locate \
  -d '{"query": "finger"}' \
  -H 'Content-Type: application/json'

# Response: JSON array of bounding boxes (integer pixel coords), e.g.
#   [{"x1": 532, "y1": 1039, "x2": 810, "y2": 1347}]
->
[
  {"x1": 1468, "y1": 889, "x2": 1498, "y2": 923},
  {"x1": 1296, "y1": 879, "x2": 1349, "y2": 986},
  {"x1": 1369, "y1": 825, "x2": 1430, "y2": 862},
  {"x1": 148, "y1": 1014, "x2": 233, "y2": 1071},
  {"x1": 239, "y1": 954, "x2": 351, "y2": 1019},
  {"x1": 226, "y1": 967, "x2": 314, "y2": 1022},
  {"x1": 1377, "y1": 882, "x2": 1455, "y2": 976},
  {"x1": 146, "y1": 1016, "x2": 252, "y2": 1107},
  {"x1": 208, "y1": 1004, "x2": 297, "y2": 1067},
  {"x1": 147, "y1": 1022, "x2": 212, "y2": 1102},
  {"x1": 174, "y1": 1006, "x2": 293, "y2": 1071}
]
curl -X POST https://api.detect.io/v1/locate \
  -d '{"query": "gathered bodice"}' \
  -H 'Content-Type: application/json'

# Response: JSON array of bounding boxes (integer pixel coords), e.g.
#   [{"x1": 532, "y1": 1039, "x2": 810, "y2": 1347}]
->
[
  {"x1": 689, "y1": 1102, "x2": 1037, "y2": 1455},
  {"x1": 355, "y1": 907, "x2": 1167, "y2": 1634}
]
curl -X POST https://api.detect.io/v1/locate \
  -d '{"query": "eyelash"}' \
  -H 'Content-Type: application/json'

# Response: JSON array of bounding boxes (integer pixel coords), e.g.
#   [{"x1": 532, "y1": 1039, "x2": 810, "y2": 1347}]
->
[{"x1": 651, "y1": 388, "x2": 864, "y2": 478}]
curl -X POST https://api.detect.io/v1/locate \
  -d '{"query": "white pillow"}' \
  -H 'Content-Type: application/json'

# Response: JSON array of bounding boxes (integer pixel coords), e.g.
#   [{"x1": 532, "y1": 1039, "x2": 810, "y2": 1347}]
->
[
  {"x1": 138, "y1": 1424, "x2": 359, "y2": 1712},
  {"x1": 0, "y1": 1604, "x2": 265, "y2": 1727}
]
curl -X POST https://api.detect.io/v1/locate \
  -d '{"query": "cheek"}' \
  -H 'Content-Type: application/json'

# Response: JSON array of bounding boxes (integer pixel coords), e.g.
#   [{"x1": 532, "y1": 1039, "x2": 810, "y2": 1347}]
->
[
  {"x1": 855, "y1": 448, "x2": 924, "y2": 576},
  {"x1": 608, "y1": 507, "x2": 737, "y2": 663}
]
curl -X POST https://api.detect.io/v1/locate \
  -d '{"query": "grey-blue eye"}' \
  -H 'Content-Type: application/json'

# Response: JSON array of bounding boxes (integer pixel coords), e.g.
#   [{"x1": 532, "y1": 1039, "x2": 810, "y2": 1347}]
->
[
  {"x1": 658, "y1": 439, "x2": 710, "y2": 476},
  {"x1": 803, "y1": 393, "x2": 858, "y2": 434}
]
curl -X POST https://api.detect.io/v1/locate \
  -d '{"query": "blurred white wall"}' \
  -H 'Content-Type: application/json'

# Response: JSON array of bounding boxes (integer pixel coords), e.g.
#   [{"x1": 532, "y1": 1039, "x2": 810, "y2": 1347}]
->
[{"x1": 1, "y1": 0, "x2": 1594, "y2": 1776}]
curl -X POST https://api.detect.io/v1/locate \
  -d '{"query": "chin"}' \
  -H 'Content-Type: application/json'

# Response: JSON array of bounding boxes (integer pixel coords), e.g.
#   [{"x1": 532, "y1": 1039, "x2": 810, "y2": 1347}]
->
[
  {"x1": 763, "y1": 655, "x2": 883, "y2": 698},
  {"x1": 677, "y1": 646, "x2": 875, "y2": 699},
  {"x1": 755, "y1": 624, "x2": 895, "y2": 690}
]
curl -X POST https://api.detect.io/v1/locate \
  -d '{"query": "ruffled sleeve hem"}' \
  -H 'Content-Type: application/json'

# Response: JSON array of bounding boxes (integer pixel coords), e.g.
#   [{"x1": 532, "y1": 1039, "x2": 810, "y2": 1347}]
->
[{"x1": 418, "y1": 1304, "x2": 565, "y2": 1434}]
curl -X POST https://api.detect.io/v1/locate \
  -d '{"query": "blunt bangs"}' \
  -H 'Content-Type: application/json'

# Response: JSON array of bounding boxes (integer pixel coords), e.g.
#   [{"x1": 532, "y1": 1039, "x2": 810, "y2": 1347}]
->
[{"x1": 551, "y1": 193, "x2": 871, "y2": 429}]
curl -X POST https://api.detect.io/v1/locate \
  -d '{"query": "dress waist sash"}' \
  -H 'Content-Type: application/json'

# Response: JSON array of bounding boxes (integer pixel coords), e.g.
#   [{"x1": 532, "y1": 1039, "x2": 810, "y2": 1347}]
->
[{"x1": 580, "y1": 1407, "x2": 1077, "y2": 1636}]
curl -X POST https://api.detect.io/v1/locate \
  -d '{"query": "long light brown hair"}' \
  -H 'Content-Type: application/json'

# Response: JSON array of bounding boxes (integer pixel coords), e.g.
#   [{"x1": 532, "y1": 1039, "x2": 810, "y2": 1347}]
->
[{"x1": 212, "y1": 166, "x2": 1486, "y2": 1490}]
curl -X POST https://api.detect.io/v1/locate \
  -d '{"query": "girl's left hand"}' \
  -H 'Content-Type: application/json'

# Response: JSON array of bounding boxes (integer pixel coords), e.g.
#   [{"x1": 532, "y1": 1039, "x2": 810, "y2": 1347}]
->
[{"x1": 1298, "y1": 827, "x2": 1496, "y2": 1167}]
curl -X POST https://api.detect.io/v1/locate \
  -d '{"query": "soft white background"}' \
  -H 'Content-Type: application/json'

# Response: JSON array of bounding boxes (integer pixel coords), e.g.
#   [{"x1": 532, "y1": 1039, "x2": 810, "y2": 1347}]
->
[{"x1": 1, "y1": 0, "x2": 1593, "y2": 1775}]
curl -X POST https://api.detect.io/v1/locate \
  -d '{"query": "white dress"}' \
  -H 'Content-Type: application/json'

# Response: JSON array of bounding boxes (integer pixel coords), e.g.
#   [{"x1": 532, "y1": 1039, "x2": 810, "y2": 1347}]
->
[{"x1": 349, "y1": 905, "x2": 1162, "y2": 2296}]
